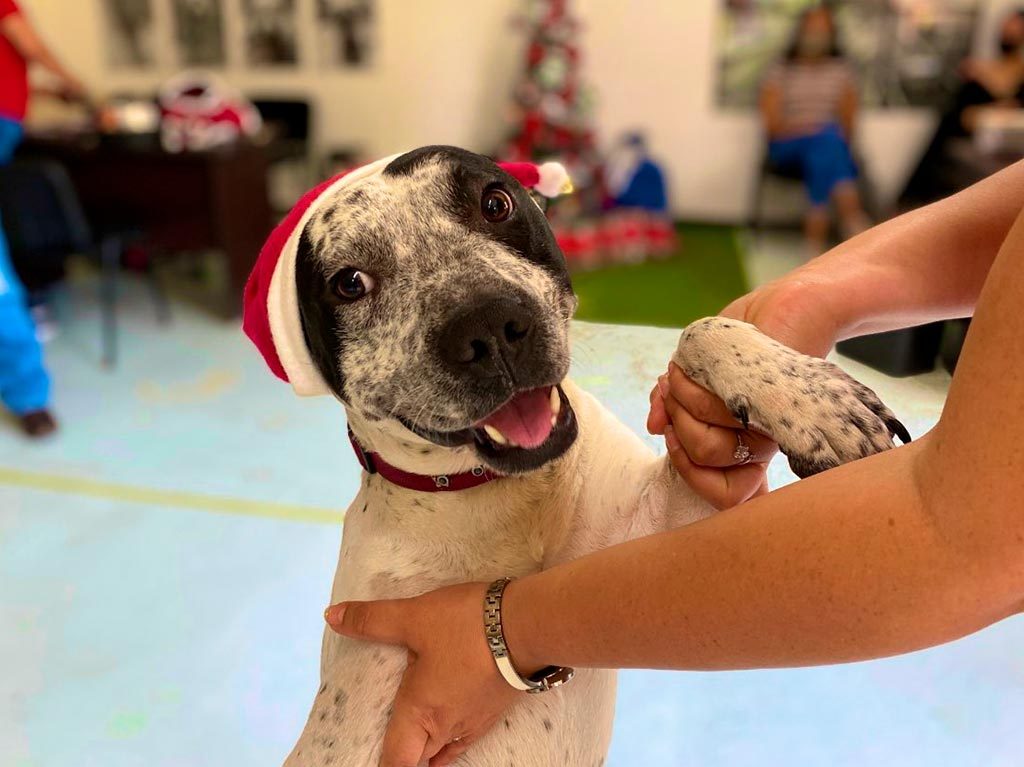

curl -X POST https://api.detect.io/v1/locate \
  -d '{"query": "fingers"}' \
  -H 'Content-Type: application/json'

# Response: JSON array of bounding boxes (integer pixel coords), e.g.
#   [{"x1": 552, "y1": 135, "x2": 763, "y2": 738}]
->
[
  {"x1": 646, "y1": 376, "x2": 670, "y2": 434},
  {"x1": 664, "y1": 397, "x2": 776, "y2": 468},
  {"x1": 429, "y1": 738, "x2": 472, "y2": 767},
  {"x1": 665, "y1": 428, "x2": 769, "y2": 510},
  {"x1": 325, "y1": 599, "x2": 409, "y2": 645},
  {"x1": 379, "y1": 706, "x2": 432, "y2": 767},
  {"x1": 665, "y1": 364, "x2": 743, "y2": 429}
]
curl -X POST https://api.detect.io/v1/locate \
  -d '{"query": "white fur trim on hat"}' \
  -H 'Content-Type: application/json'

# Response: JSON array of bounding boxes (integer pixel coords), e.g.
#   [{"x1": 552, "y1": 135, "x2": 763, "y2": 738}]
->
[{"x1": 266, "y1": 153, "x2": 402, "y2": 396}]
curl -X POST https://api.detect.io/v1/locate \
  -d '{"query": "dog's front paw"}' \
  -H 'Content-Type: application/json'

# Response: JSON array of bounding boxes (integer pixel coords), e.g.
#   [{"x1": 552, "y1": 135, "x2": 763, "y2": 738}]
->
[{"x1": 673, "y1": 317, "x2": 911, "y2": 478}]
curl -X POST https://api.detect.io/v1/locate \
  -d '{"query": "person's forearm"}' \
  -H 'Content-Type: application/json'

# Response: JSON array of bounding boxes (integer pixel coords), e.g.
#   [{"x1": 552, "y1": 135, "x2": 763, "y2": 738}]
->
[
  {"x1": 502, "y1": 438, "x2": 1013, "y2": 672},
  {"x1": 2, "y1": 15, "x2": 77, "y2": 86},
  {"x1": 775, "y1": 160, "x2": 1024, "y2": 341}
]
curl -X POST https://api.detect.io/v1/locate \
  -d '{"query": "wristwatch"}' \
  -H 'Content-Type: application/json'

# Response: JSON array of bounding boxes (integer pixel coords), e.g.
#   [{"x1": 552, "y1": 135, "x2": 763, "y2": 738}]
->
[{"x1": 483, "y1": 578, "x2": 575, "y2": 694}]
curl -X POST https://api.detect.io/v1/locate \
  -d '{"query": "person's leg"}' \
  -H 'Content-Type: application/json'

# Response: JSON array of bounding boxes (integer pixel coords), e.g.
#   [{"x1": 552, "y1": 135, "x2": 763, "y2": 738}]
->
[
  {"x1": 0, "y1": 118, "x2": 56, "y2": 436},
  {"x1": 806, "y1": 124, "x2": 870, "y2": 241},
  {"x1": 772, "y1": 134, "x2": 831, "y2": 256}
]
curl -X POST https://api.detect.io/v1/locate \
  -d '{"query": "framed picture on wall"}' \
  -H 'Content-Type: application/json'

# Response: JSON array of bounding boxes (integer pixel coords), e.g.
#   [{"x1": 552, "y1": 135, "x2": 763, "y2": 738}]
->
[
  {"x1": 242, "y1": 0, "x2": 299, "y2": 67},
  {"x1": 316, "y1": 0, "x2": 375, "y2": 68},
  {"x1": 172, "y1": 0, "x2": 227, "y2": 67},
  {"x1": 101, "y1": 0, "x2": 157, "y2": 69},
  {"x1": 717, "y1": 0, "x2": 981, "y2": 108}
]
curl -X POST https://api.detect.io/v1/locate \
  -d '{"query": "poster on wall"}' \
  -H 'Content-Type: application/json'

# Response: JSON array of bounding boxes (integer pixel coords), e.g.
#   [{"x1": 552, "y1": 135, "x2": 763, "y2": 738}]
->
[
  {"x1": 242, "y1": 0, "x2": 299, "y2": 67},
  {"x1": 717, "y1": 0, "x2": 981, "y2": 108},
  {"x1": 172, "y1": 0, "x2": 227, "y2": 67},
  {"x1": 316, "y1": 0, "x2": 375, "y2": 68},
  {"x1": 102, "y1": 0, "x2": 157, "y2": 68}
]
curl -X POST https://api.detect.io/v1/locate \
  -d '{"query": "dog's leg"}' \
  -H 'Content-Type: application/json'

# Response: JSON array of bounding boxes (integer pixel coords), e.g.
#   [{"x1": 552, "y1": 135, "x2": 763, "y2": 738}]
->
[{"x1": 672, "y1": 317, "x2": 911, "y2": 478}]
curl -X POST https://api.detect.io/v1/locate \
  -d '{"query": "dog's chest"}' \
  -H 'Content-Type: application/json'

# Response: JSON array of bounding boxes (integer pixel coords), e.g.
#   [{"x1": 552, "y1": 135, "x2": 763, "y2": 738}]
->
[{"x1": 332, "y1": 474, "x2": 565, "y2": 602}]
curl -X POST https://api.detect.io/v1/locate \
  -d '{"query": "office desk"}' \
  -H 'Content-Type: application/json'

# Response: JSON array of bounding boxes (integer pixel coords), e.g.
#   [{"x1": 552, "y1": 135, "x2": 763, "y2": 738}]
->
[{"x1": 20, "y1": 133, "x2": 273, "y2": 317}]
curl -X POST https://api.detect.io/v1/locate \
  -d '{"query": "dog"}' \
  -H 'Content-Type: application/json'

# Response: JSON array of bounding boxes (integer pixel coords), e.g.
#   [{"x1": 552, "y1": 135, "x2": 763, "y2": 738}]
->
[{"x1": 244, "y1": 146, "x2": 908, "y2": 766}]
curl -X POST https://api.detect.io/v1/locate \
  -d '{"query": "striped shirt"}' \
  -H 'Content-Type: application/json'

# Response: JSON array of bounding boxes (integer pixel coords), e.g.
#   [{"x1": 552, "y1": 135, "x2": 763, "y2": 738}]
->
[{"x1": 762, "y1": 59, "x2": 856, "y2": 134}]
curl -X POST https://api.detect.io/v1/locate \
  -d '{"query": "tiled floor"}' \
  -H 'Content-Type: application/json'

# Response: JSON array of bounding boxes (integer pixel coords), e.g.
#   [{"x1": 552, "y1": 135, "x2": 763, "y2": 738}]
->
[{"x1": 2, "y1": 255, "x2": 1021, "y2": 767}]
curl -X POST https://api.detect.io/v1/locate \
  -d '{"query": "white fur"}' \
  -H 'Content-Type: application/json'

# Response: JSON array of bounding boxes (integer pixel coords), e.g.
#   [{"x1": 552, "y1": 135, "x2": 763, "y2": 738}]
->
[
  {"x1": 282, "y1": 316, "x2": 906, "y2": 766},
  {"x1": 285, "y1": 378, "x2": 707, "y2": 767}
]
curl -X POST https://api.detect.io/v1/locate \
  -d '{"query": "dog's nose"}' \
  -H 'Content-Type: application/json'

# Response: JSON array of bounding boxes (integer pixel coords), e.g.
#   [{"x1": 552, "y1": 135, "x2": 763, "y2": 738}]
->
[{"x1": 439, "y1": 297, "x2": 536, "y2": 379}]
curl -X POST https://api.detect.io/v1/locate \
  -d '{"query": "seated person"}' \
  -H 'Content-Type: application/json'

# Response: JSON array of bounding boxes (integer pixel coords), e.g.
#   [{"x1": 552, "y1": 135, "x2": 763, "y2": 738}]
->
[
  {"x1": 902, "y1": 8, "x2": 1024, "y2": 207},
  {"x1": 759, "y1": 5, "x2": 869, "y2": 256}
]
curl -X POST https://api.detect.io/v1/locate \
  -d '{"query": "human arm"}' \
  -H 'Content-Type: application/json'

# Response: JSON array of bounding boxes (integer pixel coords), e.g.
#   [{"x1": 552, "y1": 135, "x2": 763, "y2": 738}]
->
[
  {"x1": 759, "y1": 75, "x2": 787, "y2": 139},
  {"x1": 1, "y1": 11, "x2": 86, "y2": 101},
  {"x1": 838, "y1": 75, "x2": 857, "y2": 140},
  {"x1": 648, "y1": 159, "x2": 1024, "y2": 509},
  {"x1": 323, "y1": 197, "x2": 1024, "y2": 767}
]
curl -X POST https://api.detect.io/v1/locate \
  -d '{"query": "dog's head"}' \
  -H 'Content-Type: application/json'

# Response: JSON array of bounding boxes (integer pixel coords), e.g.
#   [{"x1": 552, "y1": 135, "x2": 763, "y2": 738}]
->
[{"x1": 295, "y1": 146, "x2": 578, "y2": 474}]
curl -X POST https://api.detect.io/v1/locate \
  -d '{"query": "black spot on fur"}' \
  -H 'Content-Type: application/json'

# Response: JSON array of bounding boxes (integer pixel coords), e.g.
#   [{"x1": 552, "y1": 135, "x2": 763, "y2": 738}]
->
[
  {"x1": 319, "y1": 203, "x2": 338, "y2": 224},
  {"x1": 543, "y1": 718, "x2": 553, "y2": 732},
  {"x1": 384, "y1": 145, "x2": 574, "y2": 292},
  {"x1": 787, "y1": 453, "x2": 840, "y2": 478}
]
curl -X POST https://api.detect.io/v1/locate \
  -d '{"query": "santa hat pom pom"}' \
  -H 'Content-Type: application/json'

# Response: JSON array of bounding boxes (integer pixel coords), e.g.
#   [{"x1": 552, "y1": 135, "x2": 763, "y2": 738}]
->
[
  {"x1": 498, "y1": 160, "x2": 573, "y2": 198},
  {"x1": 535, "y1": 161, "x2": 573, "y2": 198}
]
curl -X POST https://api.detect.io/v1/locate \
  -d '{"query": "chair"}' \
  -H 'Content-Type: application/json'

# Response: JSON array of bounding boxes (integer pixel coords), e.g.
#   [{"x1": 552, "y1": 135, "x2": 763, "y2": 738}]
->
[
  {"x1": 747, "y1": 145, "x2": 880, "y2": 236},
  {"x1": 251, "y1": 97, "x2": 315, "y2": 211},
  {"x1": 251, "y1": 97, "x2": 312, "y2": 162},
  {"x1": 0, "y1": 159, "x2": 162, "y2": 367}
]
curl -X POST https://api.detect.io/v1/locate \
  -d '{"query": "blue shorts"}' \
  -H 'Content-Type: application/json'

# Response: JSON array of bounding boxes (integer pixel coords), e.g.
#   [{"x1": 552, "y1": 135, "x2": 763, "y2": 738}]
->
[{"x1": 768, "y1": 123, "x2": 858, "y2": 207}]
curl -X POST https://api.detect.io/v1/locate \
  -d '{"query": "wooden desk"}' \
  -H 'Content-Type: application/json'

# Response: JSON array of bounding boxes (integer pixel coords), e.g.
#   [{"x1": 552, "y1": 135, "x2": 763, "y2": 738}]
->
[{"x1": 20, "y1": 133, "x2": 273, "y2": 317}]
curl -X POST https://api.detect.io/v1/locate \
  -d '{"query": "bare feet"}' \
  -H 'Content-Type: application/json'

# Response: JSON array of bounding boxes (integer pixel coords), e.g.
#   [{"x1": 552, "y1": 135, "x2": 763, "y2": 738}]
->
[{"x1": 19, "y1": 409, "x2": 58, "y2": 438}]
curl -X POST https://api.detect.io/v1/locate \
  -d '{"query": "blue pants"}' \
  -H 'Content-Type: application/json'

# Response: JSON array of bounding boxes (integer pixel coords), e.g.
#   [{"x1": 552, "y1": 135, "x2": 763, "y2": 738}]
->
[
  {"x1": 768, "y1": 123, "x2": 857, "y2": 207},
  {"x1": 0, "y1": 116, "x2": 51, "y2": 415}
]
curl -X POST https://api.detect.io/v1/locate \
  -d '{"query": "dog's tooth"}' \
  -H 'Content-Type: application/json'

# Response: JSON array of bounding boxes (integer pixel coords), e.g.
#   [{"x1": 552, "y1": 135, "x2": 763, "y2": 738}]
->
[
  {"x1": 551, "y1": 415, "x2": 557, "y2": 427},
  {"x1": 483, "y1": 424, "x2": 508, "y2": 446},
  {"x1": 550, "y1": 387, "x2": 561, "y2": 416}
]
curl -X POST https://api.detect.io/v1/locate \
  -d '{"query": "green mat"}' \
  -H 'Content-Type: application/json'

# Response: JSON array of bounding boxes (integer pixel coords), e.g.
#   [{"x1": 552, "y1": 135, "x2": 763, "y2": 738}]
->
[{"x1": 572, "y1": 223, "x2": 750, "y2": 329}]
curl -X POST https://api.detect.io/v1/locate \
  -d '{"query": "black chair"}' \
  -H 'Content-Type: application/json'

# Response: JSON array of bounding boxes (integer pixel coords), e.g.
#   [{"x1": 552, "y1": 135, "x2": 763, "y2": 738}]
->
[
  {"x1": 251, "y1": 97, "x2": 312, "y2": 162},
  {"x1": 0, "y1": 159, "x2": 163, "y2": 367},
  {"x1": 748, "y1": 145, "x2": 880, "y2": 235}
]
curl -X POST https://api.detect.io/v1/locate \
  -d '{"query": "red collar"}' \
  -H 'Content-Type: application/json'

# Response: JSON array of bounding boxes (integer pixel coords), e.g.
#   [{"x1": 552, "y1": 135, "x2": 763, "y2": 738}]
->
[{"x1": 348, "y1": 428, "x2": 502, "y2": 492}]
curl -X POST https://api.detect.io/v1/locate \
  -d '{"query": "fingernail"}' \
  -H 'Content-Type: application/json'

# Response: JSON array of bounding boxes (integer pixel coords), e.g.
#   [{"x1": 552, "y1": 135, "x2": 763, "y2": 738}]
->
[
  {"x1": 658, "y1": 374, "x2": 668, "y2": 397},
  {"x1": 324, "y1": 603, "x2": 346, "y2": 626},
  {"x1": 664, "y1": 427, "x2": 681, "y2": 451}
]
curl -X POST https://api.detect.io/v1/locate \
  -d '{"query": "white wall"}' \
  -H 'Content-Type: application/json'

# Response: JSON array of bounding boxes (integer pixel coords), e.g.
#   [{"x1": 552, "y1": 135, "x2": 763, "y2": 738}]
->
[{"x1": 21, "y1": 0, "x2": 1010, "y2": 220}]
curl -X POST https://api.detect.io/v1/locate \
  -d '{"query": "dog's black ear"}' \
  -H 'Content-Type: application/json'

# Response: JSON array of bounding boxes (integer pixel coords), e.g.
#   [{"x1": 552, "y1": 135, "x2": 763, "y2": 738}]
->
[{"x1": 295, "y1": 226, "x2": 347, "y2": 399}]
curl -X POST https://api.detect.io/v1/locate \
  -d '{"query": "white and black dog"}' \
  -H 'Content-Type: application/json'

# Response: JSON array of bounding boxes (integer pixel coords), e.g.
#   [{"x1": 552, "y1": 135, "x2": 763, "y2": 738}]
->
[{"x1": 243, "y1": 146, "x2": 908, "y2": 767}]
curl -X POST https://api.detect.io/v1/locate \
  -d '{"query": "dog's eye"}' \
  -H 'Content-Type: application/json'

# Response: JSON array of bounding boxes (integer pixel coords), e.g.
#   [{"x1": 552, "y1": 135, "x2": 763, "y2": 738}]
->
[
  {"x1": 481, "y1": 188, "x2": 514, "y2": 223},
  {"x1": 331, "y1": 268, "x2": 375, "y2": 301}
]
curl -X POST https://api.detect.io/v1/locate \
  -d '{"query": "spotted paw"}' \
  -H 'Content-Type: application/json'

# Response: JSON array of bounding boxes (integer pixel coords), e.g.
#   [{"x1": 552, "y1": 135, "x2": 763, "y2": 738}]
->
[{"x1": 673, "y1": 317, "x2": 911, "y2": 479}]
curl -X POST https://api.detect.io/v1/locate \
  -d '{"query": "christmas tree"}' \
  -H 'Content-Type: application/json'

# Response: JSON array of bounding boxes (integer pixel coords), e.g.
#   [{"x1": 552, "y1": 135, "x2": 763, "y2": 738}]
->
[{"x1": 501, "y1": 0, "x2": 675, "y2": 267}]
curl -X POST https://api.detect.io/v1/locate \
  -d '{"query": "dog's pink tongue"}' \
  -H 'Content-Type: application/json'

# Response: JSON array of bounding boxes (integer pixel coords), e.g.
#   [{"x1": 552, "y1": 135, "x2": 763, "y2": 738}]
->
[{"x1": 481, "y1": 387, "x2": 554, "y2": 449}]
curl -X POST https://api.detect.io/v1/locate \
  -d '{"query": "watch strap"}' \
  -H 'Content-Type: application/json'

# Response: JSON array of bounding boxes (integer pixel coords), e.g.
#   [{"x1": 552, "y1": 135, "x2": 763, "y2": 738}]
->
[{"x1": 483, "y1": 578, "x2": 575, "y2": 694}]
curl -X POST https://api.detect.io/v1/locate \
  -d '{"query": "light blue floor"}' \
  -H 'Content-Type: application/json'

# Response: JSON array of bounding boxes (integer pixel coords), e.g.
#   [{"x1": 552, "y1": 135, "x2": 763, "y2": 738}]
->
[{"x1": 2, "y1": 275, "x2": 1021, "y2": 767}]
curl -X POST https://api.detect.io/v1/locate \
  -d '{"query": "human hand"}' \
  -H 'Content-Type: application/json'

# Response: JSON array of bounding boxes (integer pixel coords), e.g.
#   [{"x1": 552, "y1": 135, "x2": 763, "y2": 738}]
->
[
  {"x1": 324, "y1": 582, "x2": 521, "y2": 767},
  {"x1": 647, "y1": 278, "x2": 842, "y2": 507},
  {"x1": 57, "y1": 74, "x2": 88, "y2": 103}
]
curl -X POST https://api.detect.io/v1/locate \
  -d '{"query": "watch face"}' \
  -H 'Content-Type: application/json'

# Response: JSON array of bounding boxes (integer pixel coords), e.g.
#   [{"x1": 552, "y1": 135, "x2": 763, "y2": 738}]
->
[{"x1": 528, "y1": 665, "x2": 575, "y2": 692}]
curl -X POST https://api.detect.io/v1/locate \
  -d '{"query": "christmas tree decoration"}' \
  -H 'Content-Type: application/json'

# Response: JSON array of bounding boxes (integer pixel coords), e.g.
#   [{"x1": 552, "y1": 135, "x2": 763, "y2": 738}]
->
[{"x1": 501, "y1": 0, "x2": 677, "y2": 269}]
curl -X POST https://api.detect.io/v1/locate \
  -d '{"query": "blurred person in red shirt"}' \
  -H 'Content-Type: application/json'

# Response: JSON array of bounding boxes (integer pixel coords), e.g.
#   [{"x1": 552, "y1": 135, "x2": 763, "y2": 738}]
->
[{"x1": 0, "y1": 0, "x2": 86, "y2": 437}]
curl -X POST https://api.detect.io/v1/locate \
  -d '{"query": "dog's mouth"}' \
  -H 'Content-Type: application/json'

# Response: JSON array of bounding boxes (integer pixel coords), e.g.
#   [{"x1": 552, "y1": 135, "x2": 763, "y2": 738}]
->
[
  {"x1": 400, "y1": 383, "x2": 577, "y2": 474},
  {"x1": 469, "y1": 384, "x2": 576, "y2": 472}
]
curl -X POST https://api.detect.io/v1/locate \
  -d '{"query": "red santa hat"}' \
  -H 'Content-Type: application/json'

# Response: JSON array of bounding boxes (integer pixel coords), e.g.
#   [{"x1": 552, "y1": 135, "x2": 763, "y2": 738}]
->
[{"x1": 243, "y1": 154, "x2": 572, "y2": 396}]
